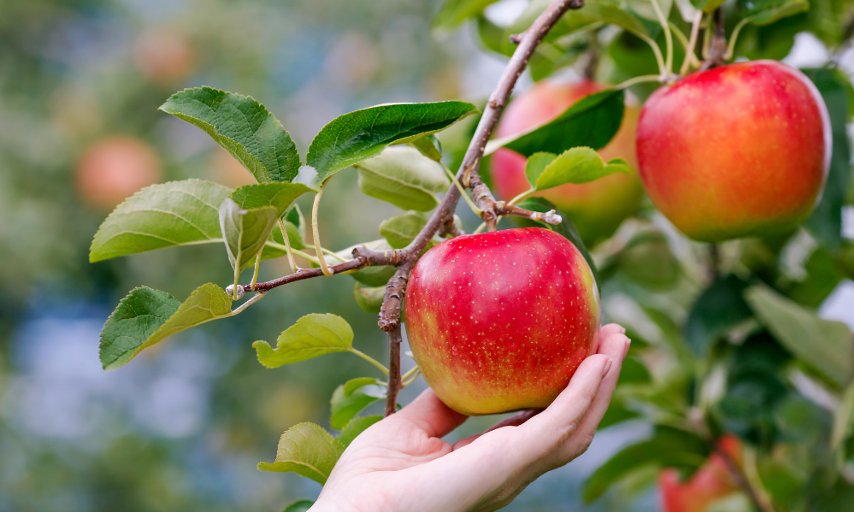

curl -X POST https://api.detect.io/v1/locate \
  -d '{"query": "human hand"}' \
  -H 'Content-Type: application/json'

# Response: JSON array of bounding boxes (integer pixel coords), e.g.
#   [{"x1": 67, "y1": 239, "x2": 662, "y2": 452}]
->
[{"x1": 311, "y1": 323, "x2": 631, "y2": 512}]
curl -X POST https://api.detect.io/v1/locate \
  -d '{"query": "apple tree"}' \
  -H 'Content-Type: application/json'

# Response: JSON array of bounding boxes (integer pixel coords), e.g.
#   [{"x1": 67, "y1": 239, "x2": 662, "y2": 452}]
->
[{"x1": 89, "y1": 0, "x2": 854, "y2": 509}]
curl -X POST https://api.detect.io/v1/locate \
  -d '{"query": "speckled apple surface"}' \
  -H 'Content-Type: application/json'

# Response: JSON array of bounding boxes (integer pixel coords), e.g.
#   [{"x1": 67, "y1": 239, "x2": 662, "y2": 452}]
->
[
  {"x1": 637, "y1": 60, "x2": 831, "y2": 242},
  {"x1": 491, "y1": 80, "x2": 644, "y2": 246},
  {"x1": 404, "y1": 227, "x2": 600, "y2": 415}
]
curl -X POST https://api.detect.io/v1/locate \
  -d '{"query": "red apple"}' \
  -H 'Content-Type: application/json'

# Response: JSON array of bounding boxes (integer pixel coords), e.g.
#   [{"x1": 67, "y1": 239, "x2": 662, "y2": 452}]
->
[
  {"x1": 134, "y1": 27, "x2": 196, "y2": 86},
  {"x1": 75, "y1": 136, "x2": 163, "y2": 211},
  {"x1": 491, "y1": 80, "x2": 644, "y2": 246},
  {"x1": 637, "y1": 60, "x2": 831, "y2": 242},
  {"x1": 660, "y1": 435, "x2": 743, "y2": 512},
  {"x1": 404, "y1": 227, "x2": 600, "y2": 415}
]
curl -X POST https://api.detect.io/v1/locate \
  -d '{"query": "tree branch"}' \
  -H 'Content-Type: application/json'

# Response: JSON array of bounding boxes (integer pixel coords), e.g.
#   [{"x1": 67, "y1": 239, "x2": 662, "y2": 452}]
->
[{"x1": 239, "y1": 0, "x2": 584, "y2": 417}]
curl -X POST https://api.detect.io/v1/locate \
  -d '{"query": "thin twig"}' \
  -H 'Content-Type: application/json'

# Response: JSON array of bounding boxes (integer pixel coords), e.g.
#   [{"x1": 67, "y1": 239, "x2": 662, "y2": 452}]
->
[{"x1": 385, "y1": 326, "x2": 403, "y2": 416}]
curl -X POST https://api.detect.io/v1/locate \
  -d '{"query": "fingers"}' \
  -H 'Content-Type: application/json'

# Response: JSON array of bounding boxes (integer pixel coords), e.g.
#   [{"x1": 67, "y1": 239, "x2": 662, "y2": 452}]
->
[
  {"x1": 394, "y1": 389, "x2": 468, "y2": 438},
  {"x1": 556, "y1": 326, "x2": 631, "y2": 461},
  {"x1": 519, "y1": 353, "x2": 612, "y2": 447}
]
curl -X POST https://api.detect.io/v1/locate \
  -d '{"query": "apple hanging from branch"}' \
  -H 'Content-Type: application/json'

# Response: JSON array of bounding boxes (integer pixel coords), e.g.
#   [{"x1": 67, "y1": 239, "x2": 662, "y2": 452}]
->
[
  {"x1": 636, "y1": 60, "x2": 831, "y2": 242},
  {"x1": 405, "y1": 227, "x2": 600, "y2": 415}
]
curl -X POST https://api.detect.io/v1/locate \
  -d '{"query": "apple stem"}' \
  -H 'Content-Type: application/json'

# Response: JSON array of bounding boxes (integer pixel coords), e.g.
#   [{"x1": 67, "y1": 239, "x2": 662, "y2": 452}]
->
[
  {"x1": 701, "y1": 8, "x2": 728, "y2": 70},
  {"x1": 707, "y1": 243, "x2": 721, "y2": 282}
]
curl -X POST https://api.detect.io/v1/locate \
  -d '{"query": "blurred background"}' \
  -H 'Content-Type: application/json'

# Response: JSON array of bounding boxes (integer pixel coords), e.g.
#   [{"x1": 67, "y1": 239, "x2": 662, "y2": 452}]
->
[{"x1": 0, "y1": 0, "x2": 852, "y2": 511}]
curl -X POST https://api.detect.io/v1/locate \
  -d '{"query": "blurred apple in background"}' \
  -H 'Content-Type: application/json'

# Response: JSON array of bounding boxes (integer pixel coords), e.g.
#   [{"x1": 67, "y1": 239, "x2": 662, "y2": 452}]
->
[
  {"x1": 208, "y1": 148, "x2": 257, "y2": 187},
  {"x1": 134, "y1": 27, "x2": 196, "y2": 86},
  {"x1": 491, "y1": 80, "x2": 644, "y2": 246},
  {"x1": 75, "y1": 135, "x2": 163, "y2": 210},
  {"x1": 659, "y1": 435, "x2": 744, "y2": 512}
]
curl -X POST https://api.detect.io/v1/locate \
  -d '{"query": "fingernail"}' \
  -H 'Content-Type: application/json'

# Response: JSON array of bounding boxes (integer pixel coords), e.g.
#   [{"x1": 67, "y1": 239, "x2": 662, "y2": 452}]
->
[
  {"x1": 602, "y1": 357, "x2": 613, "y2": 377},
  {"x1": 623, "y1": 337, "x2": 631, "y2": 358},
  {"x1": 618, "y1": 326, "x2": 626, "y2": 334}
]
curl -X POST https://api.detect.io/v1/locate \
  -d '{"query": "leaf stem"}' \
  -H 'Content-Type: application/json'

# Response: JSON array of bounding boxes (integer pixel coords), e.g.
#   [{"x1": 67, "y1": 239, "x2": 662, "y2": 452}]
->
[
  {"x1": 508, "y1": 189, "x2": 535, "y2": 206},
  {"x1": 680, "y1": 11, "x2": 704, "y2": 76},
  {"x1": 442, "y1": 163, "x2": 482, "y2": 216},
  {"x1": 311, "y1": 187, "x2": 334, "y2": 276},
  {"x1": 650, "y1": 0, "x2": 674, "y2": 76},
  {"x1": 231, "y1": 291, "x2": 266, "y2": 315},
  {"x1": 250, "y1": 252, "x2": 263, "y2": 289},
  {"x1": 725, "y1": 16, "x2": 754, "y2": 61},
  {"x1": 401, "y1": 366, "x2": 421, "y2": 387},
  {"x1": 278, "y1": 219, "x2": 299, "y2": 272},
  {"x1": 615, "y1": 74, "x2": 663, "y2": 90},
  {"x1": 349, "y1": 347, "x2": 390, "y2": 376},
  {"x1": 639, "y1": 34, "x2": 669, "y2": 78}
]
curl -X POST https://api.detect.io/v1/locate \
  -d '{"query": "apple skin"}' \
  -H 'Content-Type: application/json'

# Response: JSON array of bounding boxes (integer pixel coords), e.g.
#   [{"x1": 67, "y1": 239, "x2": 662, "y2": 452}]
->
[
  {"x1": 637, "y1": 60, "x2": 831, "y2": 242},
  {"x1": 491, "y1": 80, "x2": 644, "y2": 246},
  {"x1": 404, "y1": 227, "x2": 600, "y2": 415},
  {"x1": 659, "y1": 436, "x2": 743, "y2": 512}
]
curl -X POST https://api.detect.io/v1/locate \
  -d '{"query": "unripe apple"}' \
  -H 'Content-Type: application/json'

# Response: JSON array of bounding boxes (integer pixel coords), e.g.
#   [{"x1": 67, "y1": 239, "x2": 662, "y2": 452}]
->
[
  {"x1": 404, "y1": 227, "x2": 600, "y2": 415},
  {"x1": 659, "y1": 435, "x2": 743, "y2": 512},
  {"x1": 75, "y1": 136, "x2": 163, "y2": 210},
  {"x1": 637, "y1": 60, "x2": 831, "y2": 242},
  {"x1": 491, "y1": 81, "x2": 644, "y2": 246}
]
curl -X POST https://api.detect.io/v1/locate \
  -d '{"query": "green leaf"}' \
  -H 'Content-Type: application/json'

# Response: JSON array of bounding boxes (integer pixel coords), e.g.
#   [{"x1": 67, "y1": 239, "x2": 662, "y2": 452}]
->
[
  {"x1": 410, "y1": 135, "x2": 443, "y2": 162},
  {"x1": 257, "y1": 422, "x2": 343, "y2": 484},
  {"x1": 583, "y1": 426, "x2": 708, "y2": 502},
  {"x1": 338, "y1": 415, "x2": 383, "y2": 447},
  {"x1": 307, "y1": 101, "x2": 477, "y2": 182},
  {"x1": 219, "y1": 198, "x2": 279, "y2": 272},
  {"x1": 354, "y1": 283, "x2": 385, "y2": 314},
  {"x1": 253, "y1": 313, "x2": 354, "y2": 368},
  {"x1": 90, "y1": 180, "x2": 232, "y2": 262},
  {"x1": 379, "y1": 211, "x2": 429, "y2": 249},
  {"x1": 99, "y1": 283, "x2": 233, "y2": 370},
  {"x1": 745, "y1": 285, "x2": 854, "y2": 388},
  {"x1": 160, "y1": 87, "x2": 300, "y2": 183},
  {"x1": 533, "y1": 147, "x2": 630, "y2": 191},
  {"x1": 739, "y1": 0, "x2": 809, "y2": 25},
  {"x1": 516, "y1": 197, "x2": 599, "y2": 282},
  {"x1": 282, "y1": 500, "x2": 314, "y2": 512},
  {"x1": 487, "y1": 89, "x2": 625, "y2": 157},
  {"x1": 230, "y1": 182, "x2": 314, "y2": 213},
  {"x1": 330, "y1": 377, "x2": 387, "y2": 430},
  {"x1": 804, "y1": 68, "x2": 852, "y2": 250},
  {"x1": 684, "y1": 276, "x2": 752, "y2": 357},
  {"x1": 524, "y1": 152, "x2": 557, "y2": 187},
  {"x1": 433, "y1": 0, "x2": 500, "y2": 29},
  {"x1": 356, "y1": 146, "x2": 449, "y2": 211}
]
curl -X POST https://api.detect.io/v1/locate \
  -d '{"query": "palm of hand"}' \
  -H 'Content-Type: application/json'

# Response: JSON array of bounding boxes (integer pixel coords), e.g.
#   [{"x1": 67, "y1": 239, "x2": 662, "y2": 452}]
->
[{"x1": 313, "y1": 324, "x2": 630, "y2": 512}]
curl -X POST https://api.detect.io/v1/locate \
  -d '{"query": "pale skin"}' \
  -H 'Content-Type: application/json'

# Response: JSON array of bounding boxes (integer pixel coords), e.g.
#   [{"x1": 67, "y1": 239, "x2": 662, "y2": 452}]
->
[{"x1": 311, "y1": 323, "x2": 631, "y2": 512}]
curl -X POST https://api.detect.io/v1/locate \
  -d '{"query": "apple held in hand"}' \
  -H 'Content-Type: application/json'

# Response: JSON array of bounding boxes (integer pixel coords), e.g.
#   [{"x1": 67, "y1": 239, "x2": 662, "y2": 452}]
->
[
  {"x1": 637, "y1": 60, "x2": 831, "y2": 242},
  {"x1": 404, "y1": 227, "x2": 600, "y2": 415},
  {"x1": 660, "y1": 436, "x2": 743, "y2": 512},
  {"x1": 491, "y1": 81, "x2": 644, "y2": 246}
]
